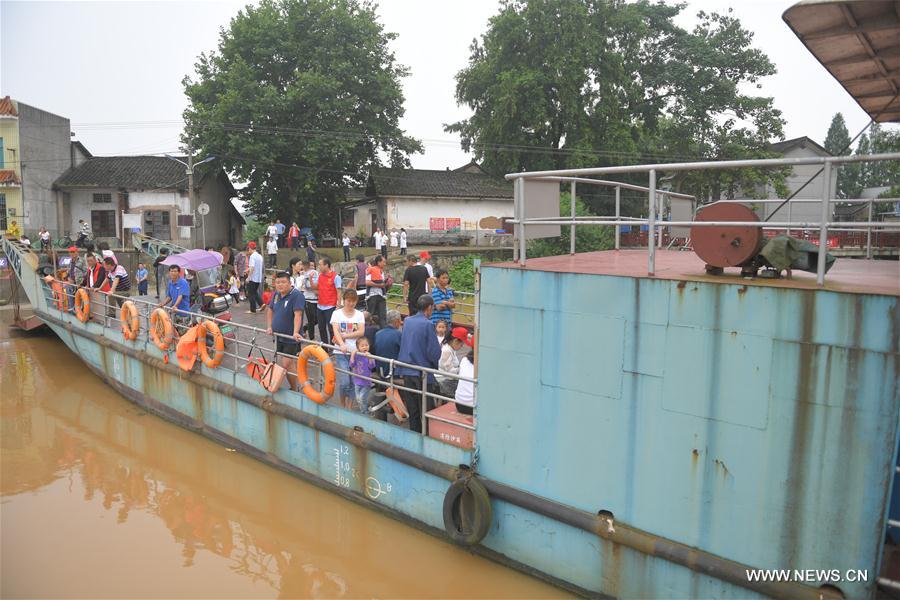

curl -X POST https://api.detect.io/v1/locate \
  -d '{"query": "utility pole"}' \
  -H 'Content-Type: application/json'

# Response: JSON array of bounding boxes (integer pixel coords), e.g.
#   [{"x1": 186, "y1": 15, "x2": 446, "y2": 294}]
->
[
  {"x1": 187, "y1": 147, "x2": 199, "y2": 248},
  {"x1": 166, "y1": 150, "x2": 214, "y2": 249}
]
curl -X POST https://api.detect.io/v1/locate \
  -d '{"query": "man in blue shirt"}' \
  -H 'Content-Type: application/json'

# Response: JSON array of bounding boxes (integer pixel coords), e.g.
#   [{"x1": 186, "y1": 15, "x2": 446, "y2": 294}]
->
[
  {"x1": 266, "y1": 271, "x2": 305, "y2": 390},
  {"x1": 274, "y1": 219, "x2": 286, "y2": 247},
  {"x1": 158, "y1": 265, "x2": 192, "y2": 326},
  {"x1": 374, "y1": 310, "x2": 403, "y2": 378},
  {"x1": 396, "y1": 295, "x2": 441, "y2": 433},
  {"x1": 266, "y1": 271, "x2": 305, "y2": 353}
]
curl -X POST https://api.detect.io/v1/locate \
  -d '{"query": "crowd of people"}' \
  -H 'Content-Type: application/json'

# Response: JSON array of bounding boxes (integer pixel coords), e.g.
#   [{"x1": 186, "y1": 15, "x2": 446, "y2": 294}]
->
[
  {"x1": 248, "y1": 242, "x2": 474, "y2": 430},
  {"x1": 17, "y1": 220, "x2": 475, "y2": 431}
]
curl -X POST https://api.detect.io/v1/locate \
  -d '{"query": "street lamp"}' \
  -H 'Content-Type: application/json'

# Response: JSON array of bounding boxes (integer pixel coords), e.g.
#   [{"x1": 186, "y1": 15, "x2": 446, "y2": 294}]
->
[{"x1": 165, "y1": 153, "x2": 216, "y2": 248}]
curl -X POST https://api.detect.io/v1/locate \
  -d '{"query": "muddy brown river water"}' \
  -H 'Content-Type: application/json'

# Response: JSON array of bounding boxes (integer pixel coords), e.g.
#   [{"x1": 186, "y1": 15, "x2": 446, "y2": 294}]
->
[{"x1": 0, "y1": 313, "x2": 566, "y2": 599}]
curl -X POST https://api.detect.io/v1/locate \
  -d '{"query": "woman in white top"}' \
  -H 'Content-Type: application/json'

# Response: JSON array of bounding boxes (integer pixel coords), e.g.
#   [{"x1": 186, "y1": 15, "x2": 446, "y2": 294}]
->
[
  {"x1": 454, "y1": 349, "x2": 475, "y2": 416},
  {"x1": 437, "y1": 326, "x2": 471, "y2": 398},
  {"x1": 289, "y1": 257, "x2": 305, "y2": 290},
  {"x1": 389, "y1": 229, "x2": 398, "y2": 248},
  {"x1": 330, "y1": 288, "x2": 366, "y2": 410}
]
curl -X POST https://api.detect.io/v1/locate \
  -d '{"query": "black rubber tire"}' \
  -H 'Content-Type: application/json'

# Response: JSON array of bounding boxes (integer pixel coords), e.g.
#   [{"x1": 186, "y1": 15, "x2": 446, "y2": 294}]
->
[{"x1": 442, "y1": 475, "x2": 492, "y2": 546}]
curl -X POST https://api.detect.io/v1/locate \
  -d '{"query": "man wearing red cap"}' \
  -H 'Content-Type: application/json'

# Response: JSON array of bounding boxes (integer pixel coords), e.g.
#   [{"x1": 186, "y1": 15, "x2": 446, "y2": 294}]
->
[
  {"x1": 418, "y1": 251, "x2": 435, "y2": 292},
  {"x1": 65, "y1": 246, "x2": 86, "y2": 287}
]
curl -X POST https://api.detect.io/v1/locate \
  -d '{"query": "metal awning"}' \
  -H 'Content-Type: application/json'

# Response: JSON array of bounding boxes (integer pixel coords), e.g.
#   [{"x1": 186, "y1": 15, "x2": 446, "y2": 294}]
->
[{"x1": 783, "y1": 0, "x2": 900, "y2": 122}]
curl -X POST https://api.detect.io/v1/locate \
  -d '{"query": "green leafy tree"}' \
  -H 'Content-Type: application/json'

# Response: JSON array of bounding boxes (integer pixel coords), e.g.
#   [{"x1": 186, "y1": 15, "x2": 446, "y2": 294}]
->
[
  {"x1": 824, "y1": 112, "x2": 857, "y2": 199},
  {"x1": 527, "y1": 193, "x2": 614, "y2": 258},
  {"x1": 843, "y1": 125, "x2": 900, "y2": 200},
  {"x1": 183, "y1": 0, "x2": 421, "y2": 234},
  {"x1": 824, "y1": 113, "x2": 851, "y2": 155},
  {"x1": 243, "y1": 217, "x2": 268, "y2": 246},
  {"x1": 867, "y1": 124, "x2": 900, "y2": 186},
  {"x1": 446, "y1": 1, "x2": 785, "y2": 201}
]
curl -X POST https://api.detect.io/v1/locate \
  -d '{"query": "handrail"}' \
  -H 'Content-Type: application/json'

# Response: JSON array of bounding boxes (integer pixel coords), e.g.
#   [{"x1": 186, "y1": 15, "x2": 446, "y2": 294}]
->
[
  {"x1": 132, "y1": 233, "x2": 189, "y2": 259},
  {"x1": 507, "y1": 152, "x2": 900, "y2": 285},
  {"x1": 38, "y1": 275, "x2": 476, "y2": 436},
  {"x1": 505, "y1": 151, "x2": 900, "y2": 179},
  {"x1": 531, "y1": 175, "x2": 696, "y2": 199}
]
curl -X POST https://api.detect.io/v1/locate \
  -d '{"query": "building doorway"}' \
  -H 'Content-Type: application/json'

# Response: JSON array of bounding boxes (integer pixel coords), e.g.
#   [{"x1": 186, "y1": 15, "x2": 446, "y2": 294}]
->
[{"x1": 144, "y1": 210, "x2": 171, "y2": 240}]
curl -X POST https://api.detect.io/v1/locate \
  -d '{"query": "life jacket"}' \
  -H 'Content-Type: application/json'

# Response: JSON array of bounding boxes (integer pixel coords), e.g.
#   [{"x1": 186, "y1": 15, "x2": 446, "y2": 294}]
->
[{"x1": 318, "y1": 271, "x2": 338, "y2": 306}]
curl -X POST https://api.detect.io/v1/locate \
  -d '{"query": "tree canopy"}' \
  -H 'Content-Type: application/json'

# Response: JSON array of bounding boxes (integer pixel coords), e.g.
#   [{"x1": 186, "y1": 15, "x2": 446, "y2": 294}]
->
[
  {"x1": 446, "y1": 0, "x2": 785, "y2": 202},
  {"x1": 182, "y1": 0, "x2": 421, "y2": 234},
  {"x1": 824, "y1": 113, "x2": 851, "y2": 156},
  {"x1": 835, "y1": 122, "x2": 900, "y2": 200},
  {"x1": 824, "y1": 113, "x2": 854, "y2": 199}
]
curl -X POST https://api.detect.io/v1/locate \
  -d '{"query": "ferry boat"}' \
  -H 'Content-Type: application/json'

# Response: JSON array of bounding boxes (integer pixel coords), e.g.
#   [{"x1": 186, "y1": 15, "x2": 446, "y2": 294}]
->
[{"x1": 4, "y1": 2, "x2": 900, "y2": 597}]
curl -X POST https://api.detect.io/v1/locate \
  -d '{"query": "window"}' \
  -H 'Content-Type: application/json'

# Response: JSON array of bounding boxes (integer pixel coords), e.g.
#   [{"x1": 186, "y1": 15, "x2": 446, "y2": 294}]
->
[
  {"x1": 91, "y1": 210, "x2": 116, "y2": 237},
  {"x1": 0, "y1": 194, "x2": 6, "y2": 230},
  {"x1": 93, "y1": 193, "x2": 112, "y2": 203},
  {"x1": 341, "y1": 209, "x2": 355, "y2": 227}
]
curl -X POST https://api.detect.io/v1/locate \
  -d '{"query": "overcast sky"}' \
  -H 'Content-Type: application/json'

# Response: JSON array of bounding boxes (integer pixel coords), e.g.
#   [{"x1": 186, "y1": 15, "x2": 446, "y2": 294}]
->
[{"x1": 1, "y1": 0, "x2": 892, "y2": 171}]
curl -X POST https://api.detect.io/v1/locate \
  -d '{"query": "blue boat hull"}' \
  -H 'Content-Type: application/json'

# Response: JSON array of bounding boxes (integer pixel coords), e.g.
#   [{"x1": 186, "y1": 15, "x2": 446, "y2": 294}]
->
[{"x1": 7, "y1": 238, "x2": 897, "y2": 599}]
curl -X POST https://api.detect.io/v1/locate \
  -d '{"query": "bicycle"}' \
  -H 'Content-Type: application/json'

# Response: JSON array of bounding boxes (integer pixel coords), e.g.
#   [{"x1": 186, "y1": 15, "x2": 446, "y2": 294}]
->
[{"x1": 54, "y1": 231, "x2": 93, "y2": 249}]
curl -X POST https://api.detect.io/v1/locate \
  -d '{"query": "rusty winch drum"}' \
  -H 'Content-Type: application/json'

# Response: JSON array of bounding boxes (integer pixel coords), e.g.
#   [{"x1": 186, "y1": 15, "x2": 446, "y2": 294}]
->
[{"x1": 691, "y1": 203, "x2": 764, "y2": 269}]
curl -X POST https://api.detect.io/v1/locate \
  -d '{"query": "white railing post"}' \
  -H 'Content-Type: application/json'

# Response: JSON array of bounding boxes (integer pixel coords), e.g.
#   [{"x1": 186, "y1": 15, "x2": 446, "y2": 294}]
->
[
  {"x1": 657, "y1": 191, "x2": 664, "y2": 249},
  {"x1": 615, "y1": 186, "x2": 621, "y2": 250},
  {"x1": 816, "y1": 160, "x2": 833, "y2": 286},
  {"x1": 570, "y1": 180, "x2": 577, "y2": 255},
  {"x1": 866, "y1": 198, "x2": 874, "y2": 259},
  {"x1": 517, "y1": 178, "x2": 527, "y2": 266},
  {"x1": 787, "y1": 200, "x2": 792, "y2": 237},
  {"x1": 648, "y1": 170, "x2": 657, "y2": 275}
]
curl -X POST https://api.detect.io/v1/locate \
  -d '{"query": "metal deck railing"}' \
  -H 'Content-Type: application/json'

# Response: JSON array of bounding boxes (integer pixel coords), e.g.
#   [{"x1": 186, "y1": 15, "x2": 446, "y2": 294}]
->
[
  {"x1": 36, "y1": 275, "x2": 477, "y2": 440},
  {"x1": 505, "y1": 152, "x2": 900, "y2": 285}
]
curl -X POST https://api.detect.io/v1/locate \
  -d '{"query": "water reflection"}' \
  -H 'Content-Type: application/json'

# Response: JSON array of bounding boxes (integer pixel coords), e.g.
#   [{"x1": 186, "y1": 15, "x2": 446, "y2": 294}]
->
[{"x1": 1, "y1": 324, "x2": 565, "y2": 599}]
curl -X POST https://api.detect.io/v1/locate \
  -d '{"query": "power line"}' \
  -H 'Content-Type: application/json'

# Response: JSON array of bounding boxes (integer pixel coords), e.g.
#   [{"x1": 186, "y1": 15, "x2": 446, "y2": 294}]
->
[{"x1": 62, "y1": 116, "x2": 732, "y2": 162}]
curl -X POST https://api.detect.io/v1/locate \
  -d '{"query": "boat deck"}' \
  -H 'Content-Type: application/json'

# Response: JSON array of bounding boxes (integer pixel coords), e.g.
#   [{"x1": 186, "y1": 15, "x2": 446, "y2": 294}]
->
[{"x1": 488, "y1": 249, "x2": 899, "y2": 296}]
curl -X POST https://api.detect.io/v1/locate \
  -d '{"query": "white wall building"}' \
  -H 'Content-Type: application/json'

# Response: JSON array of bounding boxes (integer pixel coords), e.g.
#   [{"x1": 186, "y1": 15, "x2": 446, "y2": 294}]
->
[
  {"x1": 54, "y1": 155, "x2": 244, "y2": 249},
  {"x1": 341, "y1": 162, "x2": 513, "y2": 244},
  {"x1": 759, "y1": 137, "x2": 838, "y2": 225}
]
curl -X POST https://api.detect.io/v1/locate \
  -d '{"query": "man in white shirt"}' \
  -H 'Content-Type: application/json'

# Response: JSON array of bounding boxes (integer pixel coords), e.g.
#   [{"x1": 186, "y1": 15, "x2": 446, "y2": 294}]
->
[
  {"x1": 342, "y1": 233, "x2": 351, "y2": 262},
  {"x1": 246, "y1": 242, "x2": 265, "y2": 313},
  {"x1": 265, "y1": 221, "x2": 278, "y2": 243},
  {"x1": 399, "y1": 228, "x2": 407, "y2": 255},
  {"x1": 373, "y1": 229, "x2": 382, "y2": 254},
  {"x1": 266, "y1": 237, "x2": 279, "y2": 268},
  {"x1": 300, "y1": 259, "x2": 319, "y2": 339},
  {"x1": 380, "y1": 231, "x2": 388, "y2": 258}
]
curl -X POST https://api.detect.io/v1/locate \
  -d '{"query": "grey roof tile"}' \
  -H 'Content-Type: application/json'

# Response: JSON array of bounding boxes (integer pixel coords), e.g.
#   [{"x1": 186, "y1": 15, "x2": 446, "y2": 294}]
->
[
  {"x1": 54, "y1": 156, "x2": 216, "y2": 190},
  {"x1": 370, "y1": 167, "x2": 512, "y2": 199}
]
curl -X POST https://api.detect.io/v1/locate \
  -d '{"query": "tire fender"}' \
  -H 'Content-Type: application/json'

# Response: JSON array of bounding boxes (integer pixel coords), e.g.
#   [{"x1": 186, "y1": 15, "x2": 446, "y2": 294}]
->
[{"x1": 442, "y1": 474, "x2": 492, "y2": 546}]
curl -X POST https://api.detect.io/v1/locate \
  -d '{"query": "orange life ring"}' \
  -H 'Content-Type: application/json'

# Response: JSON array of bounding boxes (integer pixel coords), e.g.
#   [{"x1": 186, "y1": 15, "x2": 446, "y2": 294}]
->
[
  {"x1": 51, "y1": 281, "x2": 69, "y2": 312},
  {"x1": 196, "y1": 320, "x2": 225, "y2": 369},
  {"x1": 150, "y1": 309, "x2": 175, "y2": 351},
  {"x1": 296, "y1": 345, "x2": 335, "y2": 404},
  {"x1": 175, "y1": 324, "x2": 200, "y2": 372},
  {"x1": 120, "y1": 301, "x2": 140, "y2": 341},
  {"x1": 74, "y1": 288, "x2": 90, "y2": 322}
]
